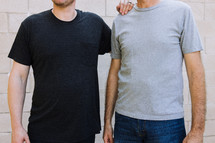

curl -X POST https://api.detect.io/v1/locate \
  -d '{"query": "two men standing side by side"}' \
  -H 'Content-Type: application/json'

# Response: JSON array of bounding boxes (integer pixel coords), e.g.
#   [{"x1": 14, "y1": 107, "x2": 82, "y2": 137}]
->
[
  {"x1": 104, "y1": 0, "x2": 206, "y2": 143},
  {"x1": 7, "y1": 0, "x2": 133, "y2": 143},
  {"x1": 7, "y1": 0, "x2": 206, "y2": 142}
]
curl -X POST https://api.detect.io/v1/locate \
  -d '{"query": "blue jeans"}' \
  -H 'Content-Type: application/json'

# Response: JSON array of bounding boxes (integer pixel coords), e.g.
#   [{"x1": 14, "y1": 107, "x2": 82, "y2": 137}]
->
[{"x1": 114, "y1": 112, "x2": 186, "y2": 143}]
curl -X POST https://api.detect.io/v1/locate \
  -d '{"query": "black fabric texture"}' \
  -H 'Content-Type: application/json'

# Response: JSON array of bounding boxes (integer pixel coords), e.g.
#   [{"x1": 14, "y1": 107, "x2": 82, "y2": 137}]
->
[{"x1": 8, "y1": 9, "x2": 111, "y2": 142}]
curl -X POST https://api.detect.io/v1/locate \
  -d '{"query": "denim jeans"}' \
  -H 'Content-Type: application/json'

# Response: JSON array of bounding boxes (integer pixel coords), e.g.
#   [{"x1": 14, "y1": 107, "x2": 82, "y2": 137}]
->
[{"x1": 114, "y1": 112, "x2": 186, "y2": 143}]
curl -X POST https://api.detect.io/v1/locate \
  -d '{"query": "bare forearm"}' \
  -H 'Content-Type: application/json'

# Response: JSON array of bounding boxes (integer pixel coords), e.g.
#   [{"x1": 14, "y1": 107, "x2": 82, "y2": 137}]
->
[
  {"x1": 104, "y1": 73, "x2": 119, "y2": 125},
  {"x1": 189, "y1": 69, "x2": 206, "y2": 133},
  {"x1": 8, "y1": 74, "x2": 27, "y2": 130}
]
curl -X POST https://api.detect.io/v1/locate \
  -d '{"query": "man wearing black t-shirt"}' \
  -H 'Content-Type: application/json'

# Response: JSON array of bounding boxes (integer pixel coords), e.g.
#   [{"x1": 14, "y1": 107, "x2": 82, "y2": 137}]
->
[{"x1": 7, "y1": 0, "x2": 133, "y2": 143}]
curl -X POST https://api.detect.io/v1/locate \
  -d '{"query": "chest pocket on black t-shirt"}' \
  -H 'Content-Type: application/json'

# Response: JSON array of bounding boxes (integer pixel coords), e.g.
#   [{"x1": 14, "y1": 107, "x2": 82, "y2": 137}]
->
[{"x1": 81, "y1": 42, "x2": 98, "y2": 67}]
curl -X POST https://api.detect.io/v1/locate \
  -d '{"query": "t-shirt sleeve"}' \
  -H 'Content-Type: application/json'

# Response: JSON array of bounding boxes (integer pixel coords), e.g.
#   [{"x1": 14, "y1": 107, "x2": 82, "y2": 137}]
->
[
  {"x1": 98, "y1": 20, "x2": 111, "y2": 55},
  {"x1": 111, "y1": 21, "x2": 121, "y2": 59},
  {"x1": 180, "y1": 7, "x2": 203, "y2": 54},
  {"x1": 8, "y1": 22, "x2": 32, "y2": 66}
]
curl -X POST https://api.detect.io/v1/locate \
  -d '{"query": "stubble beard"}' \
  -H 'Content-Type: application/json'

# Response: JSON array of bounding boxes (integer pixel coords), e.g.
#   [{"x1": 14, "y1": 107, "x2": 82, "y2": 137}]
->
[{"x1": 52, "y1": 0, "x2": 75, "y2": 8}]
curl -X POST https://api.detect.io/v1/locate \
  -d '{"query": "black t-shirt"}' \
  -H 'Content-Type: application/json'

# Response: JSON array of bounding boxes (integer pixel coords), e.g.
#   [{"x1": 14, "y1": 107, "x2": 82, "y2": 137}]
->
[{"x1": 8, "y1": 9, "x2": 111, "y2": 142}]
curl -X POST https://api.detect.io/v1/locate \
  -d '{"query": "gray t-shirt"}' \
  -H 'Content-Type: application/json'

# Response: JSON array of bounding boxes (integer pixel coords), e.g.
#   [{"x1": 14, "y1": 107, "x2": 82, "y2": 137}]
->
[{"x1": 111, "y1": 0, "x2": 203, "y2": 120}]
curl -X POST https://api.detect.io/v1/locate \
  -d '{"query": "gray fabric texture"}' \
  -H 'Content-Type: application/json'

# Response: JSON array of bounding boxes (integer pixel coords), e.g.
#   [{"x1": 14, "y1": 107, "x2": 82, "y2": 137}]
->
[{"x1": 111, "y1": 0, "x2": 203, "y2": 120}]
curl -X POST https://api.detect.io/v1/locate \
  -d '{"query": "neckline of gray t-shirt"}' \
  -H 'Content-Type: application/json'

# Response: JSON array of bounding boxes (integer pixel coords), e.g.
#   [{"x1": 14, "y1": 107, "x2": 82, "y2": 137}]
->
[{"x1": 134, "y1": 0, "x2": 167, "y2": 12}]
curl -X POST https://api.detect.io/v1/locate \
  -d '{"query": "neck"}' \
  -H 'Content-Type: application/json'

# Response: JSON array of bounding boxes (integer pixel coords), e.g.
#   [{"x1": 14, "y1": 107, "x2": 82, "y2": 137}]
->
[
  {"x1": 52, "y1": 1, "x2": 76, "y2": 22},
  {"x1": 137, "y1": 0, "x2": 161, "y2": 8}
]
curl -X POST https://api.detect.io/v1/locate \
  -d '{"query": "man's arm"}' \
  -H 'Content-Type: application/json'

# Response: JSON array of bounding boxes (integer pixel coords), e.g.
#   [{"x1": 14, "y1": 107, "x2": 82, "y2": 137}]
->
[
  {"x1": 8, "y1": 61, "x2": 30, "y2": 143},
  {"x1": 103, "y1": 59, "x2": 121, "y2": 143},
  {"x1": 183, "y1": 51, "x2": 206, "y2": 143}
]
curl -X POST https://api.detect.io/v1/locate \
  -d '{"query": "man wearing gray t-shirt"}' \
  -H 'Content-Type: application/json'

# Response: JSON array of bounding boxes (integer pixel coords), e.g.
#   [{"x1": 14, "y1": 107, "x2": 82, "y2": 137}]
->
[{"x1": 103, "y1": 0, "x2": 206, "y2": 143}]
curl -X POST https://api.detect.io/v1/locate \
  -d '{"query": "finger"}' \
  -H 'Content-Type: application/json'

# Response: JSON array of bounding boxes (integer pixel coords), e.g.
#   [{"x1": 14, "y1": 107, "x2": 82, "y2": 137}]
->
[
  {"x1": 110, "y1": 137, "x2": 114, "y2": 143},
  {"x1": 120, "y1": 0, "x2": 126, "y2": 15},
  {"x1": 129, "y1": 3, "x2": 134, "y2": 11},
  {"x1": 120, "y1": 2, "x2": 124, "y2": 14},
  {"x1": 105, "y1": 134, "x2": 113, "y2": 143},
  {"x1": 116, "y1": 5, "x2": 120, "y2": 12},
  {"x1": 103, "y1": 136, "x2": 109, "y2": 143},
  {"x1": 24, "y1": 136, "x2": 31, "y2": 143},
  {"x1": 124, "y1": 3, "x2": 130, "y2": 14},
  {"x1": 122, "y1": 0, "x2": 128, "y2": 15}
]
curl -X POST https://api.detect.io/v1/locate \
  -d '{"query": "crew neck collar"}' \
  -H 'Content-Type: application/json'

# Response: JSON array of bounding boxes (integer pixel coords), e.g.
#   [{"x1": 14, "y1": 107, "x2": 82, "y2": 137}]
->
[
  {"x1": 49, "y1": 9, "x2": 80, "y2": 24},
  {"x1": 134, "y1": 0, "x2": 166, "y2": 12}
]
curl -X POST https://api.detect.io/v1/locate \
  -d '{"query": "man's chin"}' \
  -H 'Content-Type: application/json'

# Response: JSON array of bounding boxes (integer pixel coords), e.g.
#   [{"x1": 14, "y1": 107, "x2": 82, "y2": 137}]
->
[
  {"x1": 54, "y1": 3, "x2": 67, "y2": 7},
  {"x1": 52, "y1": 0, "x2": 74, "y2": 7}
]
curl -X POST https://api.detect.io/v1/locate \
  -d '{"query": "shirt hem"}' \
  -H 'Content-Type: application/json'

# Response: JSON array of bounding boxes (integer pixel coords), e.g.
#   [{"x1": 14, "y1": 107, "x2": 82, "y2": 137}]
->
[
  {"x1": 111, "y1": 54, "x2": 121, "y2": 59},
  {"x1": 8, "y1": 55, "x2": 31, "y2": 66},
  {"x1": 183, "y1": 48, "x2": 203, "y2": 54},
  {"x1": 28, "y1": 129, "x2": 100, "y2": 143},
  {"x1": 115, "y1": 109, "x2": 184, "y2": 121}
]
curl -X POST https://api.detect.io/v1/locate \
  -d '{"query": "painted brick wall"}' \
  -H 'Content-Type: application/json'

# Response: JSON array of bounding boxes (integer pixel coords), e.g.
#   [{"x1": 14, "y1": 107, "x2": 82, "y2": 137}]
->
[{"x1": 0, "y1": 0, "x2": 214, "y2": 142}]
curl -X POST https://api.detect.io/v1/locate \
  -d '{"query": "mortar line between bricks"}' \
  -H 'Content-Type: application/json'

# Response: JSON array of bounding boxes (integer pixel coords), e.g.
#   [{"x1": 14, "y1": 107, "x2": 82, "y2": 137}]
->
[
  {"x1": 0, "y1": 112, "x2": 10, "y2": 114},
  {"x1": 0, "y1": 132, "x2": 11, "y2": 133},
  {"x1": 28, "y1": 0, "x2": 30, "y2": 12},
  {"x1": 6, "y1": 12, "x2": 9, "y2": 33},
  {"x1": 204, "y1": 0, "x2": 206, "y2": 21},
  {"x1": 205, "y1": 119, "x2": 215, "y2": 121},
  {"x1": 0, "y1": 72, "x2": 10, "y2": 74},
  {"x1": 0, "y1": 111, "x2": 30, "y2": 114},
  {"x1": 206, "y1": 85, "x2": 215, "y2": 87},
  {"x1": 204, "y1": 135, "x2": 215, "y2": 137},
  {"x1": 187, "y1": 1, "x2": 205, "y2": 3},
  {"x1": 8, "y1": 12, "x2": 28, "y2": 14},
  {"x1": 0, "y1": 32, "x2": 9, "y2": 34},
  {"x1": 205, "y1": 53, "x2": 215, "y2": 56},
  {"x1": 104, "y1": 0, "x2": 106, "y2": 16},
  {"x1": 0, "y1": 73, "x2": 9, "y2": 75},
  {"x1": 101, "y1": 16, "x2": 115, "y2": 18},
  {"x1": 9, "y1": 58, "x2": 12, "y2": 71},
  {"x1": 204, "y1": 37, "x2": 207, "y2": 54},
  {"x1": 6, "y1": 32, "x2": 18, "y2": 34}
]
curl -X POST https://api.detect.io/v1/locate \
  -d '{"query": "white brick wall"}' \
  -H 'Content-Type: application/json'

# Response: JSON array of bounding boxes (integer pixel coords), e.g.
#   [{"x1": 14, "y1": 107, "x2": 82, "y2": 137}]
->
[
  {"x1": 0, "y1": 0, "x2": 214, "y2": 142},
  {"x1": 0, "y1": 0, "x2": 28, "y2": 13},
  {"x1": 0, "y1": 33, "x2": 16, "y2": 54},
  {"x1": 8, "y1": 14, "x2": 28, "y2": 33},
  {"x1": 76, "y1": 0, "x2": 106, "y2": 16},
  {"x1": 0, "y1": 13, "x2": 8, "y2": 33},
  {"x1": 0, "y1": 54, "x2": 10, "y2": 73}
]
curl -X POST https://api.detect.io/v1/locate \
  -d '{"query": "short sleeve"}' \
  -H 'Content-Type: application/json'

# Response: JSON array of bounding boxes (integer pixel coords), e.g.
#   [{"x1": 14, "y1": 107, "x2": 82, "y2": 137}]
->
[
  {"x1": 98, "y1": 20, "x2": 111, "y2": 55},
  {"x1": 180, "y1": 7, "x2": 203, "y2": 54},
  {"x1": 111, "y1": 21, "x2": 121, "y2": 59},
  {"x1": 8, "y1": 22, "x2": 32, "y2": 66}
]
